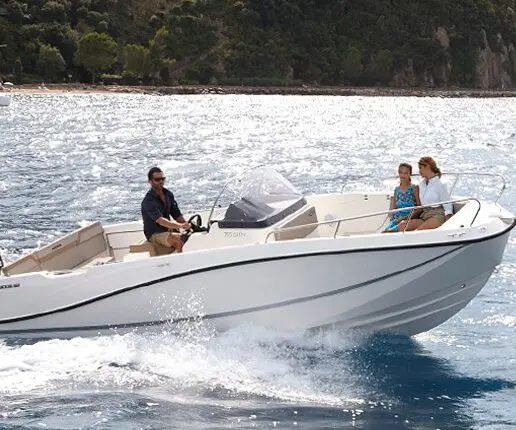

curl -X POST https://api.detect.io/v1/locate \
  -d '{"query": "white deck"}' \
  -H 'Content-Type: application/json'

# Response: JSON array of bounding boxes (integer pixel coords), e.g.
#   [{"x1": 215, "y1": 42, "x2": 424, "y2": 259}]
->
[{"x1": 1, "y1": 191, "x2": 490, "y2": 277}]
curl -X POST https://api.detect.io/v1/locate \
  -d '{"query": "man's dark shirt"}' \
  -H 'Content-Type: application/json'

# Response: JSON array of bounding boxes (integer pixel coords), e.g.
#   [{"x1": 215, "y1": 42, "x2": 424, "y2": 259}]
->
[{"x1": 141, "y1": 187, "x2": 183, "y2": 240}]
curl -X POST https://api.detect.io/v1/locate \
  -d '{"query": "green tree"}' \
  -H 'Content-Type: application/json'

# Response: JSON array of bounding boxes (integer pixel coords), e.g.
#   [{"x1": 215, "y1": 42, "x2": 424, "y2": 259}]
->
[
  {"x1": 6, "y1": 0, "x2": 24, "y2": 25},
  {"x1": 14, "y1": 57, "x2": 23, "y2": 83},
  {"x1": 124, "y1": 44, "x2": 151, "y2": 78},
  {"x1": 365, "y1": 49, "x2": 394, "y2": 84},
  {"x1": 75, "y1": 31, "x2": 117, "y2": 83},
  {"x1": 97, "y1": 20, "x2": 108, "y2": 33},
  {"x1": 41, "y1": 1, "x2": 68, "y2": 23},
  {"x1": 37, "y1": 43, "x2": 66, "y2": 81},
  {"x1": 148, "y1": 27, "x2": 175, "y2": 82},
  {"x1": 340, "y1": 47, "x2": 363, "y2": 83}
]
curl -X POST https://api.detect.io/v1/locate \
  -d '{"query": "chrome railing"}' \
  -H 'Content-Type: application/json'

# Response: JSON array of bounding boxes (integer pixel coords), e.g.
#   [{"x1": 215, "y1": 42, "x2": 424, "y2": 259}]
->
[
  {"x1": 444, "y1": 172, "x2": 506, "y2": 203},
  {"x1": 264, "y1": 197, "x2": 481, "y2": 242}
]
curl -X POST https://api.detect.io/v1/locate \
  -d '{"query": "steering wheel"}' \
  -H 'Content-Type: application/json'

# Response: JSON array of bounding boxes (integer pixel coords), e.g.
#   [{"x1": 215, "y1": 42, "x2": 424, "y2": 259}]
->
[
  {"x1": 187, "y1": 214, "x2": 207, "y2": 233},
  {"x1": 180, "y1": 214, "x2": 206, "y2": 245}
]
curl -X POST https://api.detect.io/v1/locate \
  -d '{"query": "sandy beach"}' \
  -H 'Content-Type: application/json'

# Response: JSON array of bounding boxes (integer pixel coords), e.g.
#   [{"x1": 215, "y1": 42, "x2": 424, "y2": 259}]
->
[{"x1": 10, "y1": 83, "x2": 516, "y2": 97}]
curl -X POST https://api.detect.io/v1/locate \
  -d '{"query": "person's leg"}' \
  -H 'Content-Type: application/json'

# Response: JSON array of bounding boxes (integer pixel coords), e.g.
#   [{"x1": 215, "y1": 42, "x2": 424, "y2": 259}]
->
[
  {"x1": 399, "y1": 218, "x2": 424, "y2": 231},
  {"x1": 150, "y1": 232, "x2": 182, "y2": 254},
  {"x1": 383, "y1": 219, "x2": 399, "y2": 233},
  {"x1": 416, "y1": 217, "x2": 443, "y2": 230},
  {"x1": 167, "y1": 233, "x2": 184, "y2": 253}
]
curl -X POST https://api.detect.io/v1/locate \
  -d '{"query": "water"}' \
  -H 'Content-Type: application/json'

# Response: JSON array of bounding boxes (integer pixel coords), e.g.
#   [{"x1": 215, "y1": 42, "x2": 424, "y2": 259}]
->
[{"x1": 0, "y1": 93, "x2": 515, "y2": 429}]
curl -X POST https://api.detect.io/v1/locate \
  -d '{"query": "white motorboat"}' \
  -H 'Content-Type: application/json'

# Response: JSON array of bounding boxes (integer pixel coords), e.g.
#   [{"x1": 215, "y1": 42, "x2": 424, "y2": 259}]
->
[
  {"x1": 0, "y1": 167, "x2": 514, "y2": 339},
  {"x1": 0, "y1": 81, "x2": 13, "y2": 106}
]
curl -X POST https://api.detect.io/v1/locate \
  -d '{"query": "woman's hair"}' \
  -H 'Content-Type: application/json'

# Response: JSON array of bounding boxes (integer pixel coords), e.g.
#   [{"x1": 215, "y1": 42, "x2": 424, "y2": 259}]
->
[
  {"x1": 398, "y1": 163, "x2": 412, "y2": 175},
  {"x1": 418, "y1": 156, "x2": 442, "y2": 177}
]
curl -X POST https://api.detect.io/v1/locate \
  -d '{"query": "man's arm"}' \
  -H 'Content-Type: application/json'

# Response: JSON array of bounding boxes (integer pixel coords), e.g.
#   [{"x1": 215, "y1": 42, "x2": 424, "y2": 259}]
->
[
  {"x1": 143, "y1": 197, "x2": 188, "y2": 230},
  {"x1": 156, "y1": 216, "x2": 188, "y2": 230},
  {"x1": 168, "y1": 191, "x2": 190, "y2": 228}
]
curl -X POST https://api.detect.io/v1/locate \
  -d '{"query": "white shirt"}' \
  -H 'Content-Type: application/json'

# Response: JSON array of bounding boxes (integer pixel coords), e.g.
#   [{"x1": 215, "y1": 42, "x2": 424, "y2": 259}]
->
[{"x1": 419, "y1": 176, "x2": 453, "y2": 216}]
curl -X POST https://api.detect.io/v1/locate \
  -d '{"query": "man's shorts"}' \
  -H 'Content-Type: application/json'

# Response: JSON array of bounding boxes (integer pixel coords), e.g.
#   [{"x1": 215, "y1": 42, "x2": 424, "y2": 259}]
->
[{"x1": 149, "y1": 232, "x2": 183, "y2": 255}]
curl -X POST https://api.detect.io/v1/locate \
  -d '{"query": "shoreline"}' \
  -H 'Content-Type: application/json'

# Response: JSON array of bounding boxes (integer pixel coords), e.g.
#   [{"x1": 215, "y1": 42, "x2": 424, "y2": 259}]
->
[{"x1": 10, "y1": 83, "x2": 516, "y2": 97}]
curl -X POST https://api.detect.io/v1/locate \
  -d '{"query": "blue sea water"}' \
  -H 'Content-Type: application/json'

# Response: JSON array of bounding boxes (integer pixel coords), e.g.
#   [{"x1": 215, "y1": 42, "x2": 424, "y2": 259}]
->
[{"x1": 0, "y1": 93, "x2": 515, "y2": 429}]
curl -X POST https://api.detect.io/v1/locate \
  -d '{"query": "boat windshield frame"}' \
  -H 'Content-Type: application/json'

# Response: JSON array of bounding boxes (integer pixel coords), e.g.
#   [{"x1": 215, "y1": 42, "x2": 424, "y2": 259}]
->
[{"x1": 207, "y1": 166, "x2": 306, "y2": 229}]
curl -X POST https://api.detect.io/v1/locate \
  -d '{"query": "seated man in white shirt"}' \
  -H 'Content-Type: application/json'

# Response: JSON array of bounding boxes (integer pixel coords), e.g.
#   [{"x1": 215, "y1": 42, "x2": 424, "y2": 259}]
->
[{"x1": 400, "y1": 157, "x2": 453, "y2": 231}]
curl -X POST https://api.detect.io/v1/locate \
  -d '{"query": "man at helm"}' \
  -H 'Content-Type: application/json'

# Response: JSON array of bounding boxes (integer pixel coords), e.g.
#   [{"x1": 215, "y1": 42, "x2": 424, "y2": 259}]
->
[{"x1": 141, "y1": 167, "x2": 191, "y2": 254}]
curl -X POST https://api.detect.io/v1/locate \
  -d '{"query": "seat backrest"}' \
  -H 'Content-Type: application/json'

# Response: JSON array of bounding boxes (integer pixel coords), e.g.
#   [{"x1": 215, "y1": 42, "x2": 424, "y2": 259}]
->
[
  {"x1": 3, "y1": 222, "x2": 108, "y2": 275},
  {"x1": 274, "y1": 205, "x2": 318, "y2": 241},
  {"x1": 129, "y1": 240, "x2": 158, "y2": 256},
  {"x1": 452, "y1": 202, "x2": 466, "y2": 215}
]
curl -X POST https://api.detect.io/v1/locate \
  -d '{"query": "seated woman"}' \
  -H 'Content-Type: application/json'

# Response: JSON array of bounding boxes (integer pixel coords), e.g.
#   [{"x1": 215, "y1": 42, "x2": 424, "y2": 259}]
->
[
  {"x1": 403, "y1": 156, "x2": 453, "y2": 231},
  {"x1": 384, "y1": 163, "x2": 421, "y2": 232}
]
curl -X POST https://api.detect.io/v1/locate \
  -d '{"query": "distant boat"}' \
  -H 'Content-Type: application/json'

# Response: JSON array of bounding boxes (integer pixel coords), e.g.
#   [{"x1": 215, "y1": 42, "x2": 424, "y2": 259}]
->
[{"x1": 0, "y1": 81, "x2": 13, "y2": 106}]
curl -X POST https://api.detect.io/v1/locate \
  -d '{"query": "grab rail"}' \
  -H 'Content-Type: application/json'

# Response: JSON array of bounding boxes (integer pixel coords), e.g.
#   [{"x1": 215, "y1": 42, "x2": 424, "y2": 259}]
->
[
  {"x1": 340, "y1": 172, "x2": 507, "y2": 202},
  {"x1": 444, "y1": 172, "x2": 506, "y2": 203},
  {"x1": 264, "y1": 197, "x2": 481, "y2": 242}
]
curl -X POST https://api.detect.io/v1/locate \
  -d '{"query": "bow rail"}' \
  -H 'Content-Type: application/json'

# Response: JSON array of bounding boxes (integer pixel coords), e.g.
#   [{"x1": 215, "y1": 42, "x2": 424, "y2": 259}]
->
[{"x1": 264, "y1": 197, "x2": 481, "y2": 242}]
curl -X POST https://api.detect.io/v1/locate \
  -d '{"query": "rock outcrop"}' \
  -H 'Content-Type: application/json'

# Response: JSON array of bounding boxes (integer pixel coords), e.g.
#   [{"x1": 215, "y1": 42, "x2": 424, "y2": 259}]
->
[
  {"x1": 475, "y1": 30, "x2": 513, "y2": 88},
  {"x1": 394, "y1": 26, "x2": 515, "y2": 88}
]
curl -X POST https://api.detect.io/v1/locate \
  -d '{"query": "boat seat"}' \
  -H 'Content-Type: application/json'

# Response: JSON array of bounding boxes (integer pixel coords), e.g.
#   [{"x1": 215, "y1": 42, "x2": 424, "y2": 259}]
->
[
  {"x1": 80, "y1": 255, "x2": 114, "y2": 269},
  {"x1": 123, "y1": 252, "x2": 151, "y2": 262},
  {"x1": 452, "y1": 202, "x2": 466, "y2": 215},
  {"x1": 3, "y1": 221, "x2": 109, "y2": 275},
  {"x1": 273, "y1": 205, "x2": 318, "y2": 241},
  {"x1": 128, "y1": 239, "x2": 173, "y2": 257},
  {"x1": 441, "y1": 200, "x2": 477, "y2": 229}
]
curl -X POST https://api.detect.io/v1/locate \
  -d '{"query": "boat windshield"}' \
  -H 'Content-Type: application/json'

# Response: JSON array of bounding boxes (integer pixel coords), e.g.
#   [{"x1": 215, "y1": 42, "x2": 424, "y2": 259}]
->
[{"x1": 209, "y1": 166, "x2": 306, "y2": 228}]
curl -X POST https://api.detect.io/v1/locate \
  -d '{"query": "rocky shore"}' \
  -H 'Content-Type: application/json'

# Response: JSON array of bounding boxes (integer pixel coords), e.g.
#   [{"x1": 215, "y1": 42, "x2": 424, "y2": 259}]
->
[{"x1": 12, "y1": 83, "x2": 516, "y2": 97}]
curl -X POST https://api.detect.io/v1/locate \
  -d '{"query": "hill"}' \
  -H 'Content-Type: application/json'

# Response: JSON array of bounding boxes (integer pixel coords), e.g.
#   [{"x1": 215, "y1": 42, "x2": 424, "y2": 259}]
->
[{"x1": 0, "y1": 0, "x2": 515, "y2": 88}]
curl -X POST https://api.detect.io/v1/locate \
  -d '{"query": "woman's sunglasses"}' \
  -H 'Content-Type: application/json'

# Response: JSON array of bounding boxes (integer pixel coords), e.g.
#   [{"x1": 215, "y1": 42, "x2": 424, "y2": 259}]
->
[{"x1": 153, "y1": 177, "x2": 166, "y2": 182}]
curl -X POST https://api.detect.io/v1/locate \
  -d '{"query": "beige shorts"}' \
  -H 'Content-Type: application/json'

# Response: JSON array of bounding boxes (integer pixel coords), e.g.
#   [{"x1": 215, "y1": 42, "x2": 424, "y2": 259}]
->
[
  {"x1": 149, "y1": 232, "x2": 182, "y2": 255},
  {"x1": 420, "y1": 207, "x2": 445, "y2": 224}
]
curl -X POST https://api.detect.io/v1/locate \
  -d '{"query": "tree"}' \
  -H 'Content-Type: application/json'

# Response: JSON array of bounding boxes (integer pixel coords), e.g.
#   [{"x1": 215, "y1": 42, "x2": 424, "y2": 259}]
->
[
  {"x1": 124, "y1": 44, "x2": 151, "y2": 78},
  {"x1": 148, "y1": 27, "x2": 175, "y2": 81},
  {"x1": 41, "y1": 1, "x2": 68, "y2": 23},
  {"x1": 37, "y1": 43, "x2": 66, "y2": 81},
  {"x1": 365, "y1": 49, "x2": 394, "y2": 84},
  {"x1": 14, "y1": 57, "x2": 23, "y2": 83},
  {"x1": 74, "y1": 31, "x2": 117, "y2": 83},
  {"x1": 340, "y1": 47, "x2": 363, "y2": 83},
  {"x1": 6, "y1": 0, "x2": 24, "y2": 25}
]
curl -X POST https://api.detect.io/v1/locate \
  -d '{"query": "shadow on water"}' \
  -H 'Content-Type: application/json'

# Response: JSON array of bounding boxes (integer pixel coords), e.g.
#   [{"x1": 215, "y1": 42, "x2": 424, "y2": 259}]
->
[
  {"x1": 352, "y1": 334, "x2": 514, "y2": 399},
  {"x1": 204, "y1": 333, "x2": 515, "y2": 429},
  {"x1": 337, "y1": 333, "x2": 514, "y2": 429}
]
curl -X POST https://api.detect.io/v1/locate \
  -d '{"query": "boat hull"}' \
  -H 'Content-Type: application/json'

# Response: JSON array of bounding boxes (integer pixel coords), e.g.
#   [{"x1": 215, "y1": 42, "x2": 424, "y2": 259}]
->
[{"x1": 0, "y1": 222, "x2": 512, "y2": 339}]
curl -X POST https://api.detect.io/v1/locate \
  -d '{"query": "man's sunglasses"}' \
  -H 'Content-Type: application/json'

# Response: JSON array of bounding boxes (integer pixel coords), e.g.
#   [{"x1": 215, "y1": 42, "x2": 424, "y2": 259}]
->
[{"x1": 153, "y1": 177, "x2": 166, "y2": 182}]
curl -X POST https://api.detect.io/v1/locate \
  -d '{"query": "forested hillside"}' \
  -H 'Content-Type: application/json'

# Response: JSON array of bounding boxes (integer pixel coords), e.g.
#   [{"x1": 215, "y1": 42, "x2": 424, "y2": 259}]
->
[{"x1": 1, "y1": 0, "x2": 515, "y2": 87}]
